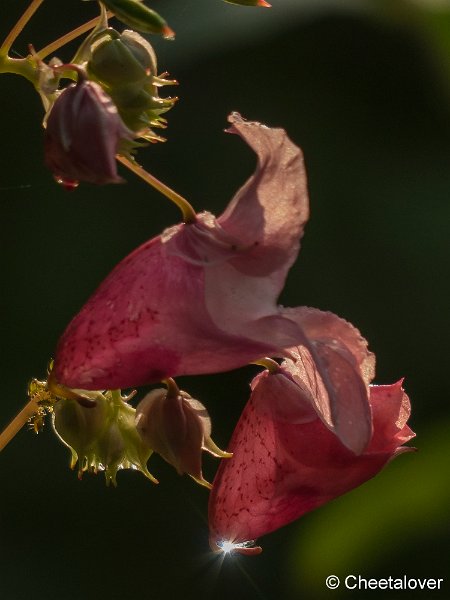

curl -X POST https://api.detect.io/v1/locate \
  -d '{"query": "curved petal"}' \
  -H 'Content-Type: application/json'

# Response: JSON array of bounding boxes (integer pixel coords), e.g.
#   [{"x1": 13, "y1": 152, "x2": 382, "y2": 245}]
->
[
  {"x1": 219, "y1": 112, "x2": 309, "y2": 277},
  {"x1": 282, "y1": 307, "x2": 374, "y2": 455},
  {"x1": 368, "y1": 382, "x2": 415, "y2": 453}
]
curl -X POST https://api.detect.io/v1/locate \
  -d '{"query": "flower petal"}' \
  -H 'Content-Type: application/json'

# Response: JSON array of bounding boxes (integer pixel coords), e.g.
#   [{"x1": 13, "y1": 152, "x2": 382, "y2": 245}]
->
[
  {"x1": 282, "y1": 307, "x2": 374, "y2": 454},
  {"x1": 368, "y1": 381, "x2": 415, "y2": 453},
  {"x1": 219, "y1": 112, "x2": 309, "y2": 277}
]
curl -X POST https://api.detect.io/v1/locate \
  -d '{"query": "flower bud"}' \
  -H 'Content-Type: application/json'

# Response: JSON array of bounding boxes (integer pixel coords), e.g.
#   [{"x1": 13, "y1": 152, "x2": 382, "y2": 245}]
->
[
  {"x1": 224, "y1": 0, "x2": 271, "y2": 6},
  {"x1": 44, "y1": 76, "x2": 135, "y2": 187},
  {"x1": 53, "y1": 390, "x2": 157, "y2": 486},
  {"x1": 88, "y1": 30, "x2": 156, "y2": 87},
  {"x1": 135, "y1": 384, "x2": 231, "y2": 488},
  {"x1": 86, "y1": 30, "x2": 177, "y2": 137},
  {"x1": 100, "y1": 0, "x2": 174, "y2": 38}
]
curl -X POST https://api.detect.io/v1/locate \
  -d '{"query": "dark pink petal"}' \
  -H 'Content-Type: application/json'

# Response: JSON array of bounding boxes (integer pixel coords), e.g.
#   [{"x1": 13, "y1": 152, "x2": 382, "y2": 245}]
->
[
  {"x1": 53, "y1": 115, "x2": 309, "y2": 389},
  {"x1": 53, "y1": 235, "x2": 305, "y2": 390},
  {"x1": 282, "y1": 307, "x2": 374, "y2": 454},
  {"x1": 208, "y1": 370, "x2": 414, "y2": 550}
]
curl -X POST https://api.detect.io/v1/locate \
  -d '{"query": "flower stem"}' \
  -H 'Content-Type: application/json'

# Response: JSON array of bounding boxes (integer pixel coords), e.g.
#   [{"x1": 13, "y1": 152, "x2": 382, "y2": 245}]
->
[
  {"x1": 0, "y1": 0, "x2": 44, "y2": 57},
  {"x1": 36, "y1": 11, "x2": 113, "y2": 60},
  {"x1": 162, "y1": 378, "x2": 180, "y2": 399},
  {"x1": 253, "y1": 357, "x2": 280, "y2": 373},
  {"x1": 117, "y1": 155, "x2": 197, "y2": 223},
  {"x1": 0, "y1": 397, "x2": 39, "y2": 452}
]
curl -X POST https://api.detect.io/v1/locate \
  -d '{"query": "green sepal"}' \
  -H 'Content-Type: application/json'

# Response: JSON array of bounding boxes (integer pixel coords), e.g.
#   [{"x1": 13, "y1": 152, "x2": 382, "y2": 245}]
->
[{"x1": 52, "y1": 390, "x2": 157, "y2": 485}]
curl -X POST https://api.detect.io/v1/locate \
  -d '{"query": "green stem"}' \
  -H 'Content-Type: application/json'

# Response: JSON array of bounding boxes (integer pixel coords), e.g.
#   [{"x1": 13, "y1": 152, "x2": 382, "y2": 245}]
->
[
  {"x1": 117, "y1": 155, "x2": 197, "y2": 224},
  {"x1": 0, "y1": 55, "x2": 38, "y2": 84},
  {"x1": 0, "y1": 0, "x2": 44, "y2": 57},
  {"x1": 0, "y1": 397, "x2": 39, "y2": 453},
  {"x1": 36, "y1": 11, "x2": 113, "y2": 60}
]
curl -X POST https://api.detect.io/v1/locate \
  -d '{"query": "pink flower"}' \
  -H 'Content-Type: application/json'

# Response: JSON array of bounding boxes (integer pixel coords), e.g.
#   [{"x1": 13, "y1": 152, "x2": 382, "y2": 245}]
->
[
  {"x1": 53, "y1": 113, "x2": 310, "y2": 390},
  {"x1": 208, "y1": 311, "x2": 415, "y2": 555},
  {"x1": 44, "y1": 76, "x2": 134, "y2": 187}
]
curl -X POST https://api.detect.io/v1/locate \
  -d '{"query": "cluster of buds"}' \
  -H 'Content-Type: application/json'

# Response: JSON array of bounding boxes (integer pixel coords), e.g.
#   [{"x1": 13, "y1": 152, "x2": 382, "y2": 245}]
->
[
  {"x1": 85, "y1": 28, "x2": 177, "y2": 138},
  {"x1": 32, "y1": 4, "x2": 177, "y2": 188},
  {"x1": 28, "y1": 367, "x2": 228, "y2": 488}
]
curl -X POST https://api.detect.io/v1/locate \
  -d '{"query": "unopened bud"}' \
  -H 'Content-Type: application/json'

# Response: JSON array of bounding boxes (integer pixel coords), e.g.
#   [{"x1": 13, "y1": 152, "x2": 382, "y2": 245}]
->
[
  {"x1": 88, "y1": 30, "x2": 157, "y2": 87},
  {"x1": 100, "y1": 0, "x2": 174, "y2": 38},
  {"x1": 135, "y1": 384, "x2": 231, "y2": 488},
  {"x1": 44, "y1": 74, "x2": 135, "y2": 187},
  {"x1": 86, "y1": 30, "x2": 176, "y2": 137},
  {"x1": 224, "y1": 0, "x2": 271, "y2": 6},
  {"x1": 53, "y1": 390, "x2": 157, "y2": 486}
]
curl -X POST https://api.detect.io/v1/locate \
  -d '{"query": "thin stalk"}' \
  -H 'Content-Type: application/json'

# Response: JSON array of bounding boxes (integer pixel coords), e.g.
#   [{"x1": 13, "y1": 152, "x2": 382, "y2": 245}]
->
[
  {"x1": 163, "y1": 378, "x2": 180, "y2": 399},
  {"x1": 0, "y1": 0, "x2": 44, "y2": 56},
  {"x1": 253, "y1": 357, "x2": 280, "y2": 373},
  {"x1": 117, "y1": 155, "x2": 197, "y2": 223},
  {"x1": 37, "y1": 11, "x2": 113, "y2": 60},
  {"x1": 0, "y1": 397, "x2": 39, "y2": 452}
]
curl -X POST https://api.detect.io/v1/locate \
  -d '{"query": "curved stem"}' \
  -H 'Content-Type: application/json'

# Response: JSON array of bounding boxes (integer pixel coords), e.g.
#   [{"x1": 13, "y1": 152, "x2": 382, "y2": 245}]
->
[
  {"x1": 163, "y1": 378, "x2": 180, "y2": 399},
  {"x1": 117, "y1": 155, "x2": 197, "y2": 223},
  {"x1": 252, "y1": 357, "x2": 280, "y2": 373},
  {"x1": 0, "y1": 0, "x2": 44, "y2": 57},
  {"x1": 0, "y1": 397, "x2": 39, "y2": 452},
  {"x1": 36, "y1": 11, "x2": 113, "y2": 60}
]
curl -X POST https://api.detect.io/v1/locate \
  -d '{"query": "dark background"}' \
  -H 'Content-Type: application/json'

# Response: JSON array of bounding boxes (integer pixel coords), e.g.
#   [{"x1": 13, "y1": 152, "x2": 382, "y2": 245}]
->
[{"x1": 0, "y1": 1, "x2": 449, "y2": 599}]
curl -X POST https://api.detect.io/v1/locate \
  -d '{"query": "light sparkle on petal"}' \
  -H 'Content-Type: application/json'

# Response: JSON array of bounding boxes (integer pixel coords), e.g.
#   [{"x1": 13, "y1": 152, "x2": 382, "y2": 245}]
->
[
  {"x1": 216, "y1": 539, "x2": 262, "y2": 556},
  {"x1": 219, "y1": 540, "x2": 236, "y2": 554}
]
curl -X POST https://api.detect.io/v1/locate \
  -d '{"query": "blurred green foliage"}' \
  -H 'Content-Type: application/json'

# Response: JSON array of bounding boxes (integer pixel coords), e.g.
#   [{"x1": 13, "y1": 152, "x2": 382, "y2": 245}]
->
[{"x1": 0, "y1": 1, "x2": 449, "y2": 599}]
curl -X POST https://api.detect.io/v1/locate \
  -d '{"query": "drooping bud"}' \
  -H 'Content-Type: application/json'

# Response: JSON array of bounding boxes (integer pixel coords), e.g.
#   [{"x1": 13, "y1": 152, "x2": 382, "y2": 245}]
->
[
  {"x1": 53, "y1": 389, "x2": 157, "y2": 486},
  {"x1": 135, "y1": 381, "x2": 231, "y2": 488},
  {"x1": 86, "y1": 29, "x2": 177, "y2": 137},
  {"x1": 44, "y1": 71, "x2": 135, "y2": 187},
  {"x1": 99, "y1": 0, "x2": 174, "y2": 38}
]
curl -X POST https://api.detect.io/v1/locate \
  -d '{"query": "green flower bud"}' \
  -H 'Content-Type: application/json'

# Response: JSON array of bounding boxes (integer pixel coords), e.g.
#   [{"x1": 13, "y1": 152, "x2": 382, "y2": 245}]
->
[
  {"x1": 53, "y1": 394, "x2": 107, "y2": 471},
  {"x1": 99, "y1": 0, "x2": 175, "y2": 38},
  {"x1": 53, "y1": 390, "x2": 157, "y2": 486},
  {"x1": 86, "y1": 28, "x2": 177, "y2": 139},
  {"x1": 224, "y1": 0, "x2": 271, "y2": 6},
  {"x1": 120, "y1": 30, "x2": 157, "y2": 74},
  {"x1": 88, "y1": 30, "x2": 157, "y2": 87}
]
